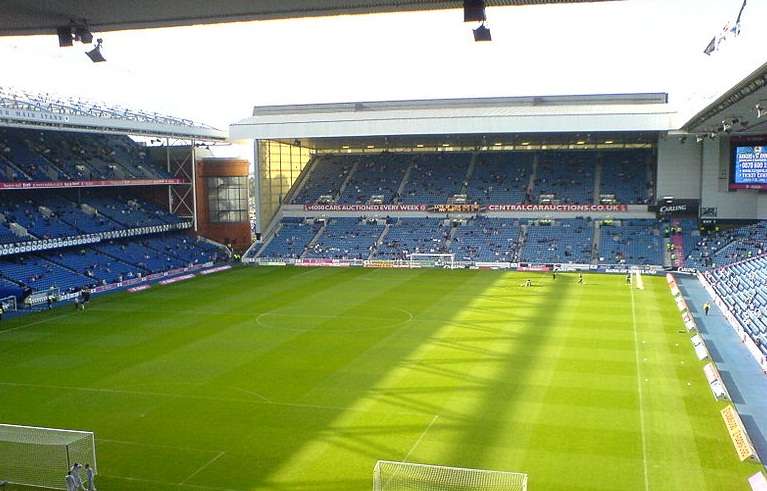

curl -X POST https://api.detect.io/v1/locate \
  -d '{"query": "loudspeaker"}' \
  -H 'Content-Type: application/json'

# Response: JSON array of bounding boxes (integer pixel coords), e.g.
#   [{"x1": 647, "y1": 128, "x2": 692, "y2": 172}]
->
[{"x1": 473, "y1": 24, "x2": 492, "y2": 42}]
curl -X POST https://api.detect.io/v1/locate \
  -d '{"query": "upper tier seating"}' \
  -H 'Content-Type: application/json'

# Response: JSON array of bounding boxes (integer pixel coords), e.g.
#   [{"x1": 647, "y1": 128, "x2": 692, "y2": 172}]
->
[
  {"x1": 83, "y1": 194, "x2": 181, "y2": 228},
  {"x1": 467, "y1": 153, "x2": 533, "y2": 204},
  {"x1": 599, "y1": 219, "x2": 664, "y2": 265},
  {"x1": 399, "y1": 153, "x2": 471, "y2": 204},
  {"x1": 0, "y1": 128, "x2": 168, "y2": 182},
  {"x1": 521, "y1": 219, "x2": 594, "y2": 264},
  {"x1": 375, "y1": 218, "x2": 449, "y2": 260},
  {"x1": 533, "y1": 152, "x2": 595, "y2": 204},
  {"x1": 292, "y1": 156, "x2": 353, "y2": 204},
  {"x1": 338, "y1": 154, "x2": 410, "y2": 204},
  {"x1": 304, "y1": 218, "x2": 384, "y2": 260},
  {"x1": 257, "y1": 218, "x2": 321, "y2": 259},
  {"x1": 450, "y1": 217, "x2": 522, "y2": 262},
  {"x1": 600, "y1": 150, "x2": 652, "y2": 204}
]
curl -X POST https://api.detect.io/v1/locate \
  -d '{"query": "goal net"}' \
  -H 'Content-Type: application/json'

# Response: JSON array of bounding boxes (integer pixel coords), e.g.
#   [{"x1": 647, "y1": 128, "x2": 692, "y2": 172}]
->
[
  {"x1": 0, "y1": 424, "x2": 97, "y2": 490},
  {"x1": 408, "y1": 253, "x2": 455, "y2": 269},
  {"x1": 373, "y1": 460, "x2": 528, "y2": 491},
  {"x1": 0, "y1": 295, "x2": 17, "y2": 313}
]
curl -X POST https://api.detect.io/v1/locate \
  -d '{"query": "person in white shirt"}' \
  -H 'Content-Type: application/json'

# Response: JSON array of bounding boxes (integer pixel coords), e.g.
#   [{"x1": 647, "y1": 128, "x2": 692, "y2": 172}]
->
[
  {"x1": 65, "y1": 472, "x2": 77, "y2": 491},
  {"x1": 69, "y1": 463, "x2": 84, "y2": 490},
  {"x1": 84, "y1": 463, "x2": 96, "y2": 491}
]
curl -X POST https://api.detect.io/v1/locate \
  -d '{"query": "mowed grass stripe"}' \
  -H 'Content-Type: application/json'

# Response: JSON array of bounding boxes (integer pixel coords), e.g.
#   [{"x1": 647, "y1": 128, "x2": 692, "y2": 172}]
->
[{"x1": 0, "y1": 268, "x2": 761, "y2": 491}]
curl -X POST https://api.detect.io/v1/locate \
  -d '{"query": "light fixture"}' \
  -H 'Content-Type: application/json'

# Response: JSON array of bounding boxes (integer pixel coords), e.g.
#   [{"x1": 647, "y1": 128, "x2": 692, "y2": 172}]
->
[
  {"x1": 74, "y1": 26, "x2": 93, "y2": 44},
  {"x1": 696, "y1": 135, "x2": 705, "y2": 143},
  {"x1": 464, "y1": 0, "x2": 486, "y2": 22},
  {"x1": 494, "y1": 142, "x2": 503, "y2": 146},
  {"x1": 679, "y1": 136, "x2": 688, "y2": 144},
  {"x1": 366, "y1": 145, "x2": 375, "y2": 149},
  {"x1": 604, "y1": 140, "x2": 614, "y2": 144},
  {"x1": 416, "y1": 144, "x2": 424, "y2": 148},
  {"x1": 442, "y1": 143, "x2": 451, "y2": 147},
  {"x1": 521, "y1": 142, "x2": 530, "y2": 146},
  {"x1": 85, "y1": 38, "x2": 106, "y2": 63},
  {"x1": 341, "y1": 145, "x2": 350, "y2": 149},
  {"x1": 473, "y1": 23, "x2": 492, "y2": 42},
  {"x1": 576, "y1": 140, "x2": 586, "y2": 145},
  {"x1": 722, "y1": 120, "x2": 733, "y2": 133},
  {"x1": 57, "y1": 26, "x2": 73, "y2": 47},
  {"x1": 756, "y1": 104, "x2": 765, "y2": 119}
]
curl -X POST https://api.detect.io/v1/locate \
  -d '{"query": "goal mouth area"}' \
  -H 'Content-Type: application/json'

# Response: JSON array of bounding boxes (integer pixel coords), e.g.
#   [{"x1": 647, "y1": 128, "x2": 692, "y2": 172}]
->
[{"x1": 373, "y1": 460, "x2": 528, "y2": 491}]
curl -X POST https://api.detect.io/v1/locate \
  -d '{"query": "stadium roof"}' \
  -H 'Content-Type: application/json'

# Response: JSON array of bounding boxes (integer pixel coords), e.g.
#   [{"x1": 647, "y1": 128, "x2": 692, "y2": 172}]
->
[
  {"x1": 2, "y1": 1, "x2": 618, "y2": 36},
  {"x1": 230, "y1": 93, "x2": 673, "y2": 142},
  {"x1": 682, "y1": 60, "x2": 767, "y2": 137},
  {"x1": 0, "y1": 86, "x2": 226, "y2": 140}
]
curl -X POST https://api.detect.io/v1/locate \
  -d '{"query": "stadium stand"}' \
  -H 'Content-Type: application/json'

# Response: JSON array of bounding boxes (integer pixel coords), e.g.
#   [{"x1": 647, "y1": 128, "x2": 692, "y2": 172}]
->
[
  {"x1": 521, "y1": 219, "x2": 594, "y2": 264},
  {"x1": 705, "y1": 256, "x2": 767, "y2": 356},
  {"x1": 304, "y1": 217, "x2": 384, "y2": 260},
  {"x1": 0, "y1": 128, "x2": 169, "y2": 182},
  {"x1": 599, "y1": 219, "x2": 664, "y2": 266},
  {"x1": 467, "y1": 152, "x2": 533, "y2": 204},
  {"x1": 339, "y1": 154, "x2": 410, "y2": 204},
  {"x1": 256, "y1": 218, "x2": 321, "y2": 259},
  {"x1": 398, "y1": 153, "x2": 471, "y2": 204},
  {"x1": 599, "y1": 150, "x2": 653, "y2": 204},
  {"x1": 450, "y1": 217, "x2": 523, "y2": 262},
  {"x1": 374, "y1": 218, "x2": 449, "y2": 260},
  {"x1": 685, "y1": 222, "x2": 767, "y2": 270},
  {"x1": 533, "y1": 152, "x2": 595, "y2": 204},
  {"x1": 291, "y1": 155, "x2": 353, "y2": 204}
]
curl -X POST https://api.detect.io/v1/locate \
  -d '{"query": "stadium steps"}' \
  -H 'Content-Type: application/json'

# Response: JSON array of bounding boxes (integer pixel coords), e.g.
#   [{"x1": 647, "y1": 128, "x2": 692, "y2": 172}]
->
[
  {"x1": 459, "y1": 153, "x2": 479, "y2": 195},
  {"x1": 300, "y1": 221, "x2": 328, "y2": 259},
  {"x1": 591, "y1": 221, "x2": 601, "y2": 264},
  {"x1": 283, "y1": 155, "x2": 318, "y2": 204},
  {"x1": 593, "y1": 160, "x2": 602, "y2": 204},
  {"x1": 517, "y1": 224, "x2": 529, "y2": 261},
  {"x1": 369, "y1": 223, "x2": 391, "y2": 260},
  {"x1": 0, "y1": 154, "x2": 32, "y2": 181},
  {"x1": 395, "y1": 160, "x2": 415, "y2": 202},
  {"x1": 528, "y1": 155, "x2": 538, "y2": 198},
  {"x1": 336, "y1": 161, "x2": 360, "y2": 200}
]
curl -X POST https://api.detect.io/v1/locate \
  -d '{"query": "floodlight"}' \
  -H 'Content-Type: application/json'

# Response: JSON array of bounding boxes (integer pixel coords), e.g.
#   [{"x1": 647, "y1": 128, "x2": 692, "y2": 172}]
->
[
  {"x1": 57, "y1": 26, "x2": 73, "y2": 47},
  {"x1": 756, "y1": 104, "x2": 765, "y2": 119},
  {"x1": 696, "y1": 135, "x2": 705, "y2": 143},
  {"x1": 74, "y1": 27, "x2": 93, "y2": 44},
  {"x1": 85, "y1": 39, "x2": 106, "y2": 63},
  {"x1": 464, "y1": 0, "x2": 486, "y2": 22},
  {"x1": 473, "y1": 23, "x2": 492, "y2": 42}
]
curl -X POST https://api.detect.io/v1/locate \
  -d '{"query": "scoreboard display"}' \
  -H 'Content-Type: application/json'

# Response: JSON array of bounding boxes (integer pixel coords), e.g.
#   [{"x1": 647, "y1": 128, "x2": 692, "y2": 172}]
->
[{"x1": 731, "y1": 145, "x2": 767, "y2": 189}]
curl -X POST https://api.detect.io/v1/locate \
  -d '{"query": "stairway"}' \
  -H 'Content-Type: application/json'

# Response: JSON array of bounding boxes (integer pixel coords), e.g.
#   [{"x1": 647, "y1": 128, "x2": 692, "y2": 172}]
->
[
  {"x1": 301, "y1": 221, "x2": 328, "y2": 258},
  {"x1": 395, "y1": 161, "x2": 415, "y2": 202},
  {"x1": 336, "y1": 161, "x2": 359, "y2": 201},
  {"x1": 593, "y1": 160, "x2": 602, "y2": 204},
  {"x1": 368, "y1": 223, "x2": 391, "y2": 260},
  {"x1": 459, "y1": 153, "x2": 479, "y2": 195},
  {"x1": 591, "y1": 221, "x2": 602, "y2": 264}
]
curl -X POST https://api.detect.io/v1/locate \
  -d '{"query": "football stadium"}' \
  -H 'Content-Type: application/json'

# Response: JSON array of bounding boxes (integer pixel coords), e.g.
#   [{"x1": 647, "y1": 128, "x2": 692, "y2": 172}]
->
[{"x1": 1, "y1": 1, "x2": 767, "y2": 490}]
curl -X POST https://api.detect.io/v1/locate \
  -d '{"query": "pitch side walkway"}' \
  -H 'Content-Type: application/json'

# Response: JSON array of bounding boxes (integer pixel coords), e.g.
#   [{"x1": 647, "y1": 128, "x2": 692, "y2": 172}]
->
[{"x1": 677, "y1": 276, "x2": 767, "y2": 462}]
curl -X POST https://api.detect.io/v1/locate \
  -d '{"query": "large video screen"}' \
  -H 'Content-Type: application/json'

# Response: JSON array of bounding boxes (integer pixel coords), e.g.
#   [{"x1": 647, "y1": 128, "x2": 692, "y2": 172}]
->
[{"x1": 731, "y1": 144, "x2": 767, "y2": 189}]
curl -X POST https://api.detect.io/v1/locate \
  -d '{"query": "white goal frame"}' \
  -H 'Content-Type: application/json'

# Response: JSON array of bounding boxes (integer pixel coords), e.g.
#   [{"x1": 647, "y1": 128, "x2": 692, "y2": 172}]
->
[
  {"x1": 0, "y1": 424, "x2": 97, "y2": 490},
  {"x1": 408, "y1": 253, "x2": 455, "y2": 269},
  {"x1": 373, "y1": 460, "x2": 528, "y2": 490},
  {"x1": 0, "y1": 295, "x2": 17, "y2": 313}
]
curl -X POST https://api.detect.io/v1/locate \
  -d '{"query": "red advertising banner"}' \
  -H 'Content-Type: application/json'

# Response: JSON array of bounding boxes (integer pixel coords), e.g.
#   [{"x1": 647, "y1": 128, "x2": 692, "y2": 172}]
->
[
  {"x1": 304, "y1": 204, "x2": 427, "y2": 212},
  {"x1": 484, "y1": 204, "x2": 629, "y2": 212},
  {"x1": 0, "y1": 178, "x2": 187, "y2": 190}
]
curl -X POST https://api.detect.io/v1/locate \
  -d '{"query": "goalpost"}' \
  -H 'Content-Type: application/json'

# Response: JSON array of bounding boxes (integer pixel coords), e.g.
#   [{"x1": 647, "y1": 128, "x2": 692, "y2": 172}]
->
[
  {"x1": 0, "y1": 295, "x2": 17, "y2": 313},
  {"x1": 0, "y1": 424, "x2": 97, "y2": 490},
  {"x1": 408, "y1": 253, "x2": 455, "y2": 269},
  {"x1": 373, "y1": 461, "x2": 528, "y2": 491}
]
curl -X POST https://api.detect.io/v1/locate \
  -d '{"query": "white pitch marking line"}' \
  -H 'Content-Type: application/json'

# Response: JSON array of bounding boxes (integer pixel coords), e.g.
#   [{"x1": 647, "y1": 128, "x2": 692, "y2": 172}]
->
[
  {"x1": 0, "y1": 311, "x2": 78, "y2": 336},
  {"x1": 402, "y1": 414, "x2": 439, "y2": 464},
  {"x1": 180, "y1": 451, "x2": 226, "y2": 485},
  {"x1": 630, "y1": 287, "x2": 650, "y2": 491},
  {"x1": 109, "y1": 473, "x2": 240, "y2": 491}
]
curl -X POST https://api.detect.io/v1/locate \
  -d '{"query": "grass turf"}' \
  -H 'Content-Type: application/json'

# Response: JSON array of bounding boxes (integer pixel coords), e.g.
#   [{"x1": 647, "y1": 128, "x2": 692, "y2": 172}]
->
[{"x1": 0, "y1": 266, "x2": 762, "y2": 490}]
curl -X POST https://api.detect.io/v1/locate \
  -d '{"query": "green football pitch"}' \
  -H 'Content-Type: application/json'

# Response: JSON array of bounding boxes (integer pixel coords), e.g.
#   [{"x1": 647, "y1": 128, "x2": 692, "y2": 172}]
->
[{"x1": 0, "y1": 266, "x2": 762, "y2": 490}]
